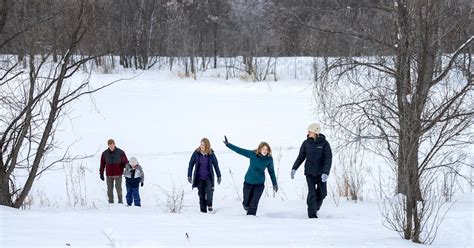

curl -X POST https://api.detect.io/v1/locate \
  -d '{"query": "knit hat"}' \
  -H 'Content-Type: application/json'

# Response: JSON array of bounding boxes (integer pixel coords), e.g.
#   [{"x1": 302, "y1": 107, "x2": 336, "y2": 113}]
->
[
  {"x1": 307, "y1": 123, "x2": 321, "y2": 133},
  {"x1": 129, "y1": 157, "x2": 138, "y2": 166}
]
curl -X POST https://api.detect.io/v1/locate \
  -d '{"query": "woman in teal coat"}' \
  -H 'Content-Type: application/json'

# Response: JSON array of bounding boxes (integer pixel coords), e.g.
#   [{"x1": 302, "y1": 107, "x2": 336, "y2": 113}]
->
[{"x1": 223, "y1": 136, "x2": 278, "y2": 216}]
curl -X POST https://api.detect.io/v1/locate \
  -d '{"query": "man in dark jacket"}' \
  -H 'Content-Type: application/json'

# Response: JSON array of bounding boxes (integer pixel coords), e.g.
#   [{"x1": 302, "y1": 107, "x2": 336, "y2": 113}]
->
[
  {"x1": 100, "y1": 139, "x2": 128, "y2": 204},
  {"x1": 291, "y1": 123, "x2": 332, "y2": 218}
]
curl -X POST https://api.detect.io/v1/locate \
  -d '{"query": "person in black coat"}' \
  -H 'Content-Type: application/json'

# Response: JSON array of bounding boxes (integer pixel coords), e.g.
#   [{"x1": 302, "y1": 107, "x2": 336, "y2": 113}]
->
[
  {"x1": 291, "y1": 123, "x2": 332, "y2": 218},
  {"x1": 187, "y1": 138, "x2": 222, "y2": 213}
]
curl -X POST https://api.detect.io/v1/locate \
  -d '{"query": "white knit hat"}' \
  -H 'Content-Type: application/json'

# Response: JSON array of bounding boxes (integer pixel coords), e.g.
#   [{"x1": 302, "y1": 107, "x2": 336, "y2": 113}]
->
[
  {"x1": 307, "y1": 123, "x2": 321, "y2": 133},
  {"x1": 129, "y1": 157, "x2": 138, "y2": 166}
]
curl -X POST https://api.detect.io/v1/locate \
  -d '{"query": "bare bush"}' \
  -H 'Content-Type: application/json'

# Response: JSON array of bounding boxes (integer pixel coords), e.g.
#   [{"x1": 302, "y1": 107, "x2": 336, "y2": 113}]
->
[
  {"x1": 332, "y1": 143, "x2": 367, "y2": 202},
  {"x1": 64, "y1": 161, "x2": 90, "y2": 207},
  {"x1": 155, "y1": 184, "x2": 185, "y2": 213},
  {"x1": 381, "y1": 186, "x2": 455, "y2": 244},
  {"x1": 228, "y1": 168, "x2": 242, "y2": 201}
]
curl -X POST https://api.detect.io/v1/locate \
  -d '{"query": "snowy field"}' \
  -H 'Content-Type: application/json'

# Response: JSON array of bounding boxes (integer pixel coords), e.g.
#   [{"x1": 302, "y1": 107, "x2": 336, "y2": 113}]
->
[{"x1": 1, "y1": 68, "x2": 472, "y2": 247}]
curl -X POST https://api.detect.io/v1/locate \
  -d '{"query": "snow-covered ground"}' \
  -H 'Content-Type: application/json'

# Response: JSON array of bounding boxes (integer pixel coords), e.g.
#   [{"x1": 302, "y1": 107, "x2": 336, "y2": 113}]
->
[
  {"x1": 1, "y1": 69, "x2": 472, "y2": 247},
  {"x1": 1, "y1": 193, "x2": 473, "y2": 247}
]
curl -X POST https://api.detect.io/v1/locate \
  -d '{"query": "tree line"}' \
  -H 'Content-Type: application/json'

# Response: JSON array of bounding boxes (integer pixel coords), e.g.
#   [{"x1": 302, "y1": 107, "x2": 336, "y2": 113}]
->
[{"x1": 1, "y1": 0, "x2": 472, "y2": 71}]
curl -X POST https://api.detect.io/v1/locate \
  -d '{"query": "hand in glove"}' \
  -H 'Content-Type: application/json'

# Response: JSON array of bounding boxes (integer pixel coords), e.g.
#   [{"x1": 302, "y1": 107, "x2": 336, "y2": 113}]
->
[
  {"x1": 223, "y1": 136, "x2": 229, "y2": 145},
  {"x1": 100, "y1": 174, "x2": 105, "y2": 181},
  {"x1": 141, "y1": 182, "x2": 144, "y2": 187},
  {"x1": 321, "y1": 174, "x2": 329, "y2": 183},
  {"x1": 290, "y1": 169, "x2": 296, "y2": 179},
  {"x1": 187, "y1": 177, "x2": 192, "y2": 184},
  {"x1": 273, "y1": 185, "x2": 279, "y2": 193},
  {"x1": 217, "y1": 177, "x2": 222, "y2": 185}
]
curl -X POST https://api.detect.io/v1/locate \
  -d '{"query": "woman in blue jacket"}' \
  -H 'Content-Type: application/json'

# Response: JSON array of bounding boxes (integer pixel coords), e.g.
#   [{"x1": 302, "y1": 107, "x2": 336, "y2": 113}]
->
[
  {"x1": 188, "y1": 138, "x2": 221, "y2": 213},
  {"x1": 223, "y1": 136, "x2": 278, "y2": 216}
]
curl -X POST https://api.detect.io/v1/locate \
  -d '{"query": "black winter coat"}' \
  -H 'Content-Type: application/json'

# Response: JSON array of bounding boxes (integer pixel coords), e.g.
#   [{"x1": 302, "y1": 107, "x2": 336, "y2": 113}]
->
[{"x1": 292, "y1": 134, "x2": 332, "y2": 176}]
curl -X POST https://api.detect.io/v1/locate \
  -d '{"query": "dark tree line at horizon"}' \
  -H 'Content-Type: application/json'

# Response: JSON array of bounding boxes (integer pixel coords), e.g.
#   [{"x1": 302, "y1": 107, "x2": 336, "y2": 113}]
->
[{"x1": 1, "y1": 0, "x2": 472, "y2": 70}]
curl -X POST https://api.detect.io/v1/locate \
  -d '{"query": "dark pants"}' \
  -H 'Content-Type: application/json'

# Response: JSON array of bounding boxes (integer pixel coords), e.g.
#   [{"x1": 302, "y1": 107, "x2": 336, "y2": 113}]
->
[
  {"x1": 197, "y1": 178, "x2": 214, "y2": 212},
  {"x1": 306, "y1": 175, "x2": 327, "y2": 218},
  {"x1": 126, "y1": 187, "x2": 141, "y2": 206},
  {"x1": 243, "y1": 182, "x2": 265, "y2": 216}
]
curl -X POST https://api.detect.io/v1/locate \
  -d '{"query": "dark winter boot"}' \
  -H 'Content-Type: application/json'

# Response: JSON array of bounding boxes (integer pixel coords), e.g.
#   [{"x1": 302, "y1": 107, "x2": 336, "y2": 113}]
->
[{"x1": 309, "y1": 211, "x2": 318, "y2": 219}]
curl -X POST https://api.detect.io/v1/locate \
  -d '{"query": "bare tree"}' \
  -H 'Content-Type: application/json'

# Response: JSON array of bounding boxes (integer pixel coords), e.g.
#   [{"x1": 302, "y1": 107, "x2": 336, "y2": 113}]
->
[
  {"x1": 282, "y1": 0, "x2": 472, "y2": 244},
  {"x1": 0, "y1": 0, "x2": 116, "y2": 208}
]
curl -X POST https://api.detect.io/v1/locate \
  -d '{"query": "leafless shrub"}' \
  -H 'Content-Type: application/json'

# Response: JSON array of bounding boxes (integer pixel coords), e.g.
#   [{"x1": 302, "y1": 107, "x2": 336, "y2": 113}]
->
[
  {"x1": 271, "y1": 147, "x2": 288, "y2": 201},
  {"x1": 332, "y1": 143, "x2": 367, "y2": 202},
  {"x1": 20, "y1": 195, "x2": 33, "y2": 210},
  {"x1": 228, "y1": 168, "x2": 242, "y2": 201},
  {"x1": 381, "y1": 185, "x2": 455, "y2": 244},
  {"x1": 329, "y1": 185, "x2": 340, "y2": 207},
  {"x1": 155, "y1": 183, "x2": 186, "y2": 213},
  {"x1": 64, "y1": 161, "x2": 90, "y2": 207},
  {"x1": 440, "y1": 170, "x2": 459, "y2": 203}
]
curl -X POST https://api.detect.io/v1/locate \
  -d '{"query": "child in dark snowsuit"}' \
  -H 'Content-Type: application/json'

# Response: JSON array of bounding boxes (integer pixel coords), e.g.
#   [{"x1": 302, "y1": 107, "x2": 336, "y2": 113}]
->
[{"x1": 123, "y1": 157, "x2": 144, "y2": 207}]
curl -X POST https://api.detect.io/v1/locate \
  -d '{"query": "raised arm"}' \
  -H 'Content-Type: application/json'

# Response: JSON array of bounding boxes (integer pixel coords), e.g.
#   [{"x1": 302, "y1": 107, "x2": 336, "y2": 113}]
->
[{"x1": 226, "y1": 143, "x2": 254, "y2": 158}]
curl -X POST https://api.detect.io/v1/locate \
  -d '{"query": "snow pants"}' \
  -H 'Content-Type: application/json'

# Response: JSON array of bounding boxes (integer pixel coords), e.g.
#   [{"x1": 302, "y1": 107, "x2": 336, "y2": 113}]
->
[
  {"x1": 306, "y1": 175, "x2": 327, "y2": 218},
  {"x1": 196, "y1": 178, "x2": 214, "y2": 212},
  {"x1": 242, "y1": 182, "x2": 265, "y2": 216},
  {"x1": 126, "y1": 186, "x2": 141, "y2": 206}
]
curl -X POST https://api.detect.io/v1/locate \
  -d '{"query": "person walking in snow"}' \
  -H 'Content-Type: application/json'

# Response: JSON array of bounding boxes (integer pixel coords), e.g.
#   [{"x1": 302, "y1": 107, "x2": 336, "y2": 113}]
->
[
  {"x1": 291, "y1": 123, "x2": 332, "y2": 218},
  {"x1": 223, "y1": 136, "x2": 278, "y2": 216},
  {"x1": 187, "y1": 138, "x2": 222, "y2": 213},
  {"x1": 123, "y1": 157, "x2": 145, "y2": 207},
  {"x1": 100, "y1": 139, "x2": 128, "y2": 204}
]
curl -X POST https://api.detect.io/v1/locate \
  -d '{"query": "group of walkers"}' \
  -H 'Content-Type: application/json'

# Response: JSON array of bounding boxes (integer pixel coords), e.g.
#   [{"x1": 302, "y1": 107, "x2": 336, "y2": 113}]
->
[{"x1": 99, "y1": 122, "x2": 332, "y2": 218}]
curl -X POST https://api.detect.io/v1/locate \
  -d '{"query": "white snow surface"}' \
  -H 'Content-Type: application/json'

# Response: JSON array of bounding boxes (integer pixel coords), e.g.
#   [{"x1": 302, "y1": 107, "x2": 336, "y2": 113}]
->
[{"x1": 1, "y1": 69, "x2": 472, "y2": 247}]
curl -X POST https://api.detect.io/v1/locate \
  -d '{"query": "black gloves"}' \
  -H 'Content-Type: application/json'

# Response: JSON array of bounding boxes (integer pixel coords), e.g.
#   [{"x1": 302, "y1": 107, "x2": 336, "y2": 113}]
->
[
  {"x1": 141, "y1": 182, "x2": 144, "y2": 187},
  {"x1": 217, "y1": 177, "x2": 222, "y2": 185},
  {"x1": 223, "y1": 136, "x2": 229, "y2": 145},
  {"x1": 273, "y1": 185, "x2": 279, "y2": 193},
  {"x1": 100, "y1": 174, "x2": 105, "y2": 181},
  {"x1": 188, "y1": 177, "x2": 192, "y2": 184}
]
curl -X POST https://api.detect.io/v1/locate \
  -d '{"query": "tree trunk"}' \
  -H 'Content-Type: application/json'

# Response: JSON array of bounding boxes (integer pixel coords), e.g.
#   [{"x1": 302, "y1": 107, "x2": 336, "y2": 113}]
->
[
  {"x1": 395, "y1": 0, "x2": 412, "y2": 197},
  {"x1": 0, "y1": 171, "x2": 11, "y2": 206},
  {"x1": 395, "y1": 0, "x2": 424, "y2": 242},
  {"x1": 213, "y1": 21, "x2": 218, "y2": 69}
]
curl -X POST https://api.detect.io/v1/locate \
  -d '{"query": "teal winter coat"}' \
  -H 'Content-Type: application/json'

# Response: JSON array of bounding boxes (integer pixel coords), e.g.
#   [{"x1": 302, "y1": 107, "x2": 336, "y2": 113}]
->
[{"x1": 226, "y1": 143, "x2": 277, "y2": 186}]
